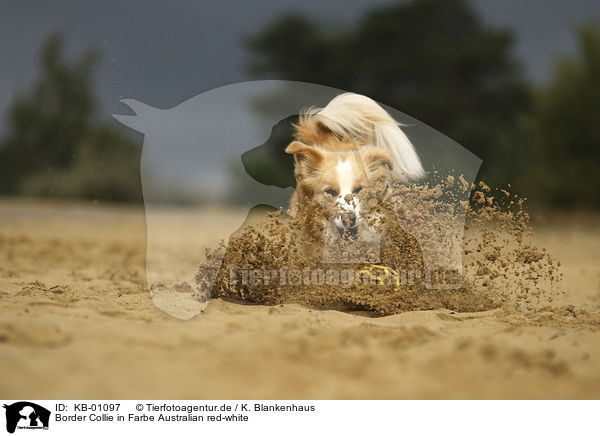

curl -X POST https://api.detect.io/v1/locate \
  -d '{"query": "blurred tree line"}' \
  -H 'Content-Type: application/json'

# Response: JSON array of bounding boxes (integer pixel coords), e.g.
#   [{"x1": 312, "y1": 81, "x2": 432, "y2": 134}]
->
[
  {"x1": 246, "y1": 0, "x2": 600, "y2": 208},
  {"x1": 0, "y1": 33, "x2": 141, "y2": 202},
  {"x1": 528, "y1": 25, "x2": 600, "y2": 207},
  {"x1": 0, "y1": 0, "x2": 598, "y2": 208}
]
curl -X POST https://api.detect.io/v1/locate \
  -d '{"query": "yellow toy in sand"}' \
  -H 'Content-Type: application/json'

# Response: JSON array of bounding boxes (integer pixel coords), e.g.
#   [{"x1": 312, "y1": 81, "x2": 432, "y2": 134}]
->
[{"x1": 353, "y1": 264, "x2": 402, "y2": 291}]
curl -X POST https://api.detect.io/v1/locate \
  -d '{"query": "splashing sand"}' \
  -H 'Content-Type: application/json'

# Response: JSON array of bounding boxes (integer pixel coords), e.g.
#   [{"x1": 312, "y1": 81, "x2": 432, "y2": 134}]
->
[{"x1": 200, "y1": 178, "x2": 562, "y2": 315}]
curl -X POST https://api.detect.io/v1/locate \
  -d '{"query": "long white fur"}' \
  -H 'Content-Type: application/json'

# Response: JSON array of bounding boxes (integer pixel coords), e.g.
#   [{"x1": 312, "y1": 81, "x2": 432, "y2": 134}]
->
[{"x1": 307, "y1": 93, "x2": 425, "y2": 182}]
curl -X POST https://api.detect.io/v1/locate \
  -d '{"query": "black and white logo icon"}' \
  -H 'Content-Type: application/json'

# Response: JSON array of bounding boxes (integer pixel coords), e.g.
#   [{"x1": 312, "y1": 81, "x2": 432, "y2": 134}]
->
[{"x1": 3, "y1": 402, "x2": 50, "y2": 434}]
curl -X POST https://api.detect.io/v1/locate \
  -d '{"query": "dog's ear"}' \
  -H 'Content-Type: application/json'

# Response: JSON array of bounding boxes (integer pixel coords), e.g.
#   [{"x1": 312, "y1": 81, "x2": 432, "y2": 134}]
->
[
  {"x1": 315, "y1": 120, "x2": 333, "y2": 137},
  {"x1": 362, "y1": 149, "x2": 393, "y2": 171},
  {"x1": 285, "y1": 141, "x2": 323, "y2": 166}
]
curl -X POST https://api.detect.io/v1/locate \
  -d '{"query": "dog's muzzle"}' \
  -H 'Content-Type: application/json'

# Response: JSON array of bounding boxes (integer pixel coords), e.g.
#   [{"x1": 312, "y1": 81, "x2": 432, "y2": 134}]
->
[{"x1": 337, "y1": 211, "x2": 358, "y2": 238}]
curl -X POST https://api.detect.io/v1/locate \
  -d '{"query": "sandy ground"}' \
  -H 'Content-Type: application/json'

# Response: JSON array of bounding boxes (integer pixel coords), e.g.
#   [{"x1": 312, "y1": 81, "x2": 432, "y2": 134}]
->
[{"x1": 1, "y1": 198, "x2": 600, "y2": 399}]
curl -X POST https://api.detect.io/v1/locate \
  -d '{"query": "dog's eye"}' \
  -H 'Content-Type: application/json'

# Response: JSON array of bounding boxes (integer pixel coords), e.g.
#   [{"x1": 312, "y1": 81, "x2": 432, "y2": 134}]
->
[
  {"x1": 353, "y1": 185, "x2": 363, "y2": 194},
  {"x1": 325, "y1": 188, "x2": 338, "y2": 197}
]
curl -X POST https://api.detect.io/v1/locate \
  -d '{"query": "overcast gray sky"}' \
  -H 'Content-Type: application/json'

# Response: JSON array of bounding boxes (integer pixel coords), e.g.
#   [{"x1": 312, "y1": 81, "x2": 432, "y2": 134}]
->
[{"x1": 1, "y1": 0, "x2": 599, "y2": 137}]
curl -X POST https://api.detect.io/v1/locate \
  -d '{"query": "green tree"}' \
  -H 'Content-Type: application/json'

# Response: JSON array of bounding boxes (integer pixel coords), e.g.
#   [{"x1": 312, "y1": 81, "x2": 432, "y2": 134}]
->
[
  {"x1": 245, "y1": 0, "x2": 531, "y2": 187},
  {"x1": 528, "y1": 24, "x2": 600, "y2": 208},
  {"x1": 0, "y1": 33, "x2": 141, "y2": 202}
]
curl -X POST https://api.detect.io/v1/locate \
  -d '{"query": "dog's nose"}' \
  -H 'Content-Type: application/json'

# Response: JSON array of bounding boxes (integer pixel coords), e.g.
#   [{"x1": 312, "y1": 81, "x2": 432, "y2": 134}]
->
[{"x1": 341, "y1": 211, "x2": 357, "y2": 227}]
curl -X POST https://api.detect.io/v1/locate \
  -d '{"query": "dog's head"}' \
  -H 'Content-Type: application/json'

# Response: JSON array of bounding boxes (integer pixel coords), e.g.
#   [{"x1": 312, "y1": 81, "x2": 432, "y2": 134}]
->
[{"x1": 286, "y1": 139, "x2": 392, "y2": 238}]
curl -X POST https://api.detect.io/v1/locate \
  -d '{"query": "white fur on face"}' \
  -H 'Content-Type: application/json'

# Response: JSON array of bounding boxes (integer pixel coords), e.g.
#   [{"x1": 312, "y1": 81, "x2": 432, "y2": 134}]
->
[{"x1": 333, "y1": 157, "x2": 361, "y2": 228}]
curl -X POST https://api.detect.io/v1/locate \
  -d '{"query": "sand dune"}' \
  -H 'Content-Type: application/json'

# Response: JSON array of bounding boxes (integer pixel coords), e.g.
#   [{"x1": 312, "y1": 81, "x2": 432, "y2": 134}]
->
[{"x1": 1, "y1": 199, "x2": 599, "y2": 399}]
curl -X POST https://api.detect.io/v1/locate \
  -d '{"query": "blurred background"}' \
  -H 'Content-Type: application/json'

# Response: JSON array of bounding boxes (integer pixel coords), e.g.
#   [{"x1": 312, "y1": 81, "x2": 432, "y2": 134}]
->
[{"x1": 0, "y1": 0, "x2": 599, "y2": 210}]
